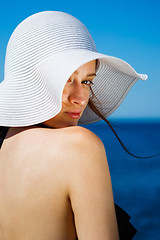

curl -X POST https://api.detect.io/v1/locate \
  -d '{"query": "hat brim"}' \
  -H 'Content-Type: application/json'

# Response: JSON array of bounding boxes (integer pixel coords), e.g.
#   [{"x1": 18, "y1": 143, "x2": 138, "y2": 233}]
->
[{"x1": 0, "y1": 49, "x2": 147, "y2": 127}]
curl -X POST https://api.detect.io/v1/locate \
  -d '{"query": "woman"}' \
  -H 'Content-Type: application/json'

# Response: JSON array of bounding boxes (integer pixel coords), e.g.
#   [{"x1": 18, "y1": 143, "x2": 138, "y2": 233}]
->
[{"x1": 0, "y1": 11, "x2": 147, "y2": 240}]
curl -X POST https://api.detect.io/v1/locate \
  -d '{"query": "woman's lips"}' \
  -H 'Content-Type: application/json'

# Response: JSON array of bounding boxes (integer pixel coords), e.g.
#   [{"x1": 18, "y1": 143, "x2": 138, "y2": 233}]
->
[{"x1": 65, "y1": 110, "x2": 82, "y2": 119}]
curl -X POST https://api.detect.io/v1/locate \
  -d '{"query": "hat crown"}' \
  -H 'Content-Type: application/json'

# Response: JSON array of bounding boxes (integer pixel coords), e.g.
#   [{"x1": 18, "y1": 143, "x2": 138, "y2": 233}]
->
[{"x1": 5, "y1": 11, "x2": 97, "y2": 80}]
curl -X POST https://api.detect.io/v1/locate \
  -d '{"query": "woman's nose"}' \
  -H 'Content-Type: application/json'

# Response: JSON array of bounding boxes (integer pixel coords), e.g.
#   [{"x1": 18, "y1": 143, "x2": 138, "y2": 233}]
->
[{"x1": 68, "y1": 84, "x2": 88, "y2": 106}]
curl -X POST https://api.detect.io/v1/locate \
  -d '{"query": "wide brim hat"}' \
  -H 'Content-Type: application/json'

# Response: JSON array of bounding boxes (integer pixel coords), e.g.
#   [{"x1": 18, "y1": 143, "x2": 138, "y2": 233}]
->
[{"x1": 0, "y1": 11, "x2": 147, "y2": 127}]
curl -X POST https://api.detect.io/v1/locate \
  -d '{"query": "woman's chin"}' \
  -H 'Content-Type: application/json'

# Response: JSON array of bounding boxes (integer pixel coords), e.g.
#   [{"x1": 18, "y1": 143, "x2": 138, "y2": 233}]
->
[
  {"x1": 60, "y1": 120, "x2": 78, "y2": 128},
  {"x1": 48, "y1": 120, "x2": 78, "y2": 129}
]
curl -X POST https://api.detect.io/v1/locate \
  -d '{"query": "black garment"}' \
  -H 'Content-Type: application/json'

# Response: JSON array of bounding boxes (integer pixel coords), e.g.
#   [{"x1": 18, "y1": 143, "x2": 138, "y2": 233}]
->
[
  {"x1": 0, "y1": 127, "x2": 137, "y2": 240},
  {"x1": 115, "y1": 204, "x2": 137, "y2": 240},
  {"x1": 0, "y1": 126, "x2": 9, "y2": 147}
]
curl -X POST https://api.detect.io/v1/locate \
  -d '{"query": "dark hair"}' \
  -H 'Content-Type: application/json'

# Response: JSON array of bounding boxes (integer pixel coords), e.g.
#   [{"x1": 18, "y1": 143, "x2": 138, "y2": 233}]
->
[{"x1": 88, "y1": 97, "x2": 160, "y2": 159}]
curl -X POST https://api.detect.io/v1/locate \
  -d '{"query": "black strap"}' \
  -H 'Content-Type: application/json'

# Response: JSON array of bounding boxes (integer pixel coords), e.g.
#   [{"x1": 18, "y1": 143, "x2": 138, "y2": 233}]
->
[{"x1": 0, "y1": 127, "x2": 9, "y2": 148}]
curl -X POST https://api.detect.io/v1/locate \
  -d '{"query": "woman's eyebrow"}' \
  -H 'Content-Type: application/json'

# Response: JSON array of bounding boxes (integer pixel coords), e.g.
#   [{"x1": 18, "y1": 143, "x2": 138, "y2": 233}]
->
[
  {"x1": 86, "y1": 73, "x2": 96, "y2": 77},
  {"x1": 74, "y1": 70, "x2": 96, "y2": 77}
]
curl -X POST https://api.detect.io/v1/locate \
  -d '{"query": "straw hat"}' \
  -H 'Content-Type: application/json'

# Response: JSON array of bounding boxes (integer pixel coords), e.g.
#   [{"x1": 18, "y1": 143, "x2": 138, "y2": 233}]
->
[{"x1": 0, "y1": 11, "x2": 147, "y2": 127}]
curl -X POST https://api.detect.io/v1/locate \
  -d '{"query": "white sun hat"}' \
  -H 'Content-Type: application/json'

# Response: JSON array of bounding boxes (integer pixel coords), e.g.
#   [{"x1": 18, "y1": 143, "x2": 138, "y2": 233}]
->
[{"x1": 0, "y1": 11, "x2": 147, "y2": 127}]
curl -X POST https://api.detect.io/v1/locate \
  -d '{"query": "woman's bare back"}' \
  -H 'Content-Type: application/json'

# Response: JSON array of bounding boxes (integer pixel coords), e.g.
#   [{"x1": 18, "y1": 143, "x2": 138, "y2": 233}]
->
[
  {"x1": 0, "y1": 126, "x2": 119, "y2": 240},
  {"x1": 0, "y1": 127, "x2": 78, "y2": 240}
]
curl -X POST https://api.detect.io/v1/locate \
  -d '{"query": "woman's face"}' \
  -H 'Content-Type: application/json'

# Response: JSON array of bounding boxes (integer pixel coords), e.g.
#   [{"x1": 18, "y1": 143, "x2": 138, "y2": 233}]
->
[{"x1": 42, "y1": 60, "x2": 96, "y2": 128}]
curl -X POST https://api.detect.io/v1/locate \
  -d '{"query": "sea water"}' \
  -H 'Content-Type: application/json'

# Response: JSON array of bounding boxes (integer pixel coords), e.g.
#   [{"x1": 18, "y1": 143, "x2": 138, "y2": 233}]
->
[{"x1": 81, "y1": 120, "x2": 160, "y2": 240}]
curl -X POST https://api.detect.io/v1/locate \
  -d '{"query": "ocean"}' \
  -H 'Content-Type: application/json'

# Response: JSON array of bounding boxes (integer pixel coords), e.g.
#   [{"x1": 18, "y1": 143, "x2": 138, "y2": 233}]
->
[{"x1": 81, "y1": 121, "x2": 160, "y2": 240}]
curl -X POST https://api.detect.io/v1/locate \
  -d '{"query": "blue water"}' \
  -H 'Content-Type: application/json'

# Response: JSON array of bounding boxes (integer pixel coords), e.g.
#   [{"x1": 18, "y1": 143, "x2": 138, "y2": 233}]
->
[{"x1": 81, "y1": 121, "x2": 160, "y2": 240}]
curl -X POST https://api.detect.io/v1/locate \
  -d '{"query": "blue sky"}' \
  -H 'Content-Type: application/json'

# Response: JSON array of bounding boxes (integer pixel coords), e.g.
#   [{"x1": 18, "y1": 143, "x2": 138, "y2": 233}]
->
[{"x1": 0, "y1": 0, "x2": 160, "y2": 121}]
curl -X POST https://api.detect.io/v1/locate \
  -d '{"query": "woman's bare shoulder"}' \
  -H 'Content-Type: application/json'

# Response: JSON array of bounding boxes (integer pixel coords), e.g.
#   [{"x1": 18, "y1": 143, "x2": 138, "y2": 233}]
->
[
  {"x1": 37, "y1": 126, "x2": 103, "y2": 155},
  {"x1": 61, "y1": 126, "x2": 103, "y2": 145},
  {"x1": 6, "y1": 126, "x2": 103, "y2": 156},
  {"x1": 67, "y1": 126, "x2": 105, "y2": 153},
  {"x1": 4, "y1": 126, "x2": 105, "y2": 175}
]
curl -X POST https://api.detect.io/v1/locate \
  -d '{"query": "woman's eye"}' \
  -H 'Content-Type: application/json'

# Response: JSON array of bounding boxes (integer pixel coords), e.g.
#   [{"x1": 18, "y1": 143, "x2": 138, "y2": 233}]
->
[{"x1": 82, "y1": 80, "x2": 94, "y2": 86}]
